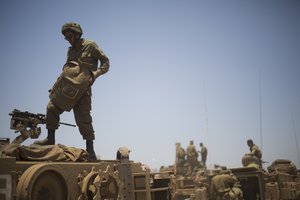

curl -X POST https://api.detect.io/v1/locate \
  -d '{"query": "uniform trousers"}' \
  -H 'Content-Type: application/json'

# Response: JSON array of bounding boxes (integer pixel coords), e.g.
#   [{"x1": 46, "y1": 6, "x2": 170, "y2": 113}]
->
[{"x1": 46, "y1": 89, "x2": 95, "y2": 140}]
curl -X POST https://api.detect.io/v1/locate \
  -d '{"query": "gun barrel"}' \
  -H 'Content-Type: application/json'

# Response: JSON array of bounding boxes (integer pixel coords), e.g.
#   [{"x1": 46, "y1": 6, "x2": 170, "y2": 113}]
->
[{"x1": 59, "y1": 122, "x2": 76, "y2": 127}]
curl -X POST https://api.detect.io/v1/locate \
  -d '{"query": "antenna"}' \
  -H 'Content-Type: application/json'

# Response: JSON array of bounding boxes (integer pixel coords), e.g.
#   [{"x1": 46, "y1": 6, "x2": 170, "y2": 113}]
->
[
  {"x1": 259, "y1": 68, "x2": 263, "y2": 154},
  {"x1": 291, "y1": 113, "x2": 300, "y2": 168},
  {"x1": 203, "y1": 81, "x2": 209, "y2": 135}
]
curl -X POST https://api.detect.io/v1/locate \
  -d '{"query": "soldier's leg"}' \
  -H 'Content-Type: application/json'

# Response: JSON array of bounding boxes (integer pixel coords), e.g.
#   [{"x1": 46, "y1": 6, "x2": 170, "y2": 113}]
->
[
  {"x1": 73, "y1": 91, "x2": 95, "y2": 140},
  {"x1": 73, "y1": 91, "x2": 96, "y2": 160},
  {"x1": 34, "y1": 101, "x2": 63, "y2": 145}
]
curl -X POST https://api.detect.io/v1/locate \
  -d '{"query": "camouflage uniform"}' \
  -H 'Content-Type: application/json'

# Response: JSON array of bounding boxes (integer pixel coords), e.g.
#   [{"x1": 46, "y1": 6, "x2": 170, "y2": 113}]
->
[
  {"x1": 186, "y1": 140, "x2": 198, "y2": 174},
  {"x1": 46, "y1": 38, "x2": 109, "y2": 140},
  {"x1": 247, "y1": 139, "x2": 262, "y2": 168},
  {"x1": 176, "y1": 143, "x2": 186, "y2": 167},
  {"x1": 34, "y1": 22, "x2": 109, "y2": 161},
  {"x1": 249, "y1": 144, "x2": 262, "y2": 160},
  {"x1": 211, "y1": 172, "x2": 242, "y2": 200},
  {"x1": 200, "y1": 142, "x2": 207, "y2": 166}
]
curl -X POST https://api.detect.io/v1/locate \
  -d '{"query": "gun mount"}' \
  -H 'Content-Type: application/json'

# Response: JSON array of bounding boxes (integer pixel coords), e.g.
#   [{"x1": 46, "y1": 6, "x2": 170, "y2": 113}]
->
[{"x1": 9, "y1": 109, "x2": 76, "y2": 144}]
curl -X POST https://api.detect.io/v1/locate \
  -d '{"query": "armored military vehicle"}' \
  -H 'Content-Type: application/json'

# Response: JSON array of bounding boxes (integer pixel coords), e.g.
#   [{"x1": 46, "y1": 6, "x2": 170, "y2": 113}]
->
[
  {"x1": 168, "y1": 143, "x2": 300, "y2": 200},
  {"x1": 0, "y1": 110, "x2": 171, "y2": 200},
  {"x1": 1, "y1": 110, "x2": 300, "y2": 200}
]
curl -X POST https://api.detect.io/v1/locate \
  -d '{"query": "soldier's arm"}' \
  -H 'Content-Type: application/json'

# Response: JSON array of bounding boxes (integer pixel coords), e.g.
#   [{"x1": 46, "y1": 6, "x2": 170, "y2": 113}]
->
[
  {"x1": 92, "y1": 43, "x2": 110, "y2": 79},
  {"x1": 250, "y1": 146, "x2": 258, "y2": 156},
  {"x1": 65, "y1": 48, "x2": 72, "y2": 64}
]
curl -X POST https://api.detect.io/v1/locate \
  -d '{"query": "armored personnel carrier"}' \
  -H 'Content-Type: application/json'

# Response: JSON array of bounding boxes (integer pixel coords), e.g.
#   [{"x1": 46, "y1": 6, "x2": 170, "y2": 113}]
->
[
  {"x1": 1, "y1": 110, "x2": 300, "y2": 200},
  {"x1": 0, "y1": 110, "x2": 171, "y2": 200},
  {"x1": 167, "y1": 143, "x2": 300, "y2": 200}
]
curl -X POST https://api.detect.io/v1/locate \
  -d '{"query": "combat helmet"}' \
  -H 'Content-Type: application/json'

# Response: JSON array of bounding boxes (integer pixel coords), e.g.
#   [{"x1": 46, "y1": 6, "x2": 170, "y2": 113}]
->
[{"x1": 61, "y1": 22, "x2": 83, "y2": 35}]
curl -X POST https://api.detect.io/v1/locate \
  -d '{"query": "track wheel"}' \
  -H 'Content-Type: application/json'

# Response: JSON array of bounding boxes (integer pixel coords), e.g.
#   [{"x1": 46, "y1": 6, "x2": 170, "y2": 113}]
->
[{"x1": 16, "y1": 163, "x2": 68, "y2": 200}]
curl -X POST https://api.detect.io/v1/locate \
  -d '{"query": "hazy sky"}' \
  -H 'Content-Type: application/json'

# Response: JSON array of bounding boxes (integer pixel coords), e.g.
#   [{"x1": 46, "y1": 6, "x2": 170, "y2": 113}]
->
[{"x1": 1, "y1": 1, "x2": 299, "y2": 170}]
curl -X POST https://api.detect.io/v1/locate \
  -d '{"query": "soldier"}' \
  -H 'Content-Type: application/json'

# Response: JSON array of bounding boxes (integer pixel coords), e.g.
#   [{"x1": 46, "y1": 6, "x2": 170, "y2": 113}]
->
[
  {"x1": 199, "y1": 142, "x2": 208, "y2": 167},
  {"x1": 246, "y1": 139, "x2": 262, "y2": 168},
  {"x1": 35, "y1": 22, "x2": 110, "y2": 161},
  {"x1": 186, "y1": 140, "x2": 198, "y2": 174},
  {"x1": 210, "y1": 169, "x2": 243, "y2": 200},
  {"x1": 175, "y1": 142, "x2": 186, "y2": 167}
]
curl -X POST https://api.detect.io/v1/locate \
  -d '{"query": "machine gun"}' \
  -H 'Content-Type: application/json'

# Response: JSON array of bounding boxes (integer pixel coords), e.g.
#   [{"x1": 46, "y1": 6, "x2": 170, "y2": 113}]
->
[{"x1": 9, "y1": 109, "x2": 76, "y2": 144}]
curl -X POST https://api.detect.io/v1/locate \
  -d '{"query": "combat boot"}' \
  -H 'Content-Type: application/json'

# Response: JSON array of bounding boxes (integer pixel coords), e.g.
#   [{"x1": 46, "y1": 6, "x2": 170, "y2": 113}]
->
[
  {"x1": 86, "y1": 140, "x2": 97, "y2": 161},
  {"x1": 34, "y1": 129, "x2": 55, "y2": 145}
]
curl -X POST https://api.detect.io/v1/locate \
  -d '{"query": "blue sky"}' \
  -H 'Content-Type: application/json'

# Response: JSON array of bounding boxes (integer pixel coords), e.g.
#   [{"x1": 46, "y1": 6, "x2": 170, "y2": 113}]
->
[{"x1": 1, "y1": 1, "x2": 299, "y2": 170}]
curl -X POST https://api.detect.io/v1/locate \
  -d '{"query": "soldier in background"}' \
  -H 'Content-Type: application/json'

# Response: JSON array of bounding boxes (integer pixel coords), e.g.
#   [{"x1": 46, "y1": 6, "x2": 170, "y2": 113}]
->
[
  {"x1": 175, "y1": 142, "x2": 186, "y2": 167},
  {"x1": 199, "y1": 142, "x2": 208, "y2": 167},
  {"x1": 210, "y1": 169, "x2": 243, "y2": 200},
  {"x1": 175, "y1": 142, "x2": 186, "y2": 175},
  {"x1": 35, "y1": 22, "x2": 110, "y2": 161},
  {"x1": 186, "y1": 140, "x2": 198, "y2": 175},
  {"x1": 246, "y1": 139, "x2": 262, "y2": 168}
]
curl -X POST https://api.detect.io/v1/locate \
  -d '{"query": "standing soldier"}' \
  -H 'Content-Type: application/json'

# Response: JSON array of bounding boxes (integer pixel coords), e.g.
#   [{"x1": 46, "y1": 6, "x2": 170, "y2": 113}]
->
[
  {"x1": 175, "y1": 142, "x2": 186, "y2": 167},
  {"x1": 186, "y1": 140, "x2": 198, "y2": 174},
  {"x1": 35, "y1": 22, "x2": 110, "y2": 161},
  {"x1": 199, "y1": 142, "x2": 208, "y2": 167}
]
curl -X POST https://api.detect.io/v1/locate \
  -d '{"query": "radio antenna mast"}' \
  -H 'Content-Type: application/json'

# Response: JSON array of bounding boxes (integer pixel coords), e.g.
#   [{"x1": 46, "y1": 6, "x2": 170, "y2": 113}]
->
[
  {"x1": 259, "y1": 69, "x2": 263, "y2": 154},
  {"x1": 291, "y1": 113, "x2": 300, "y2": 168}
]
